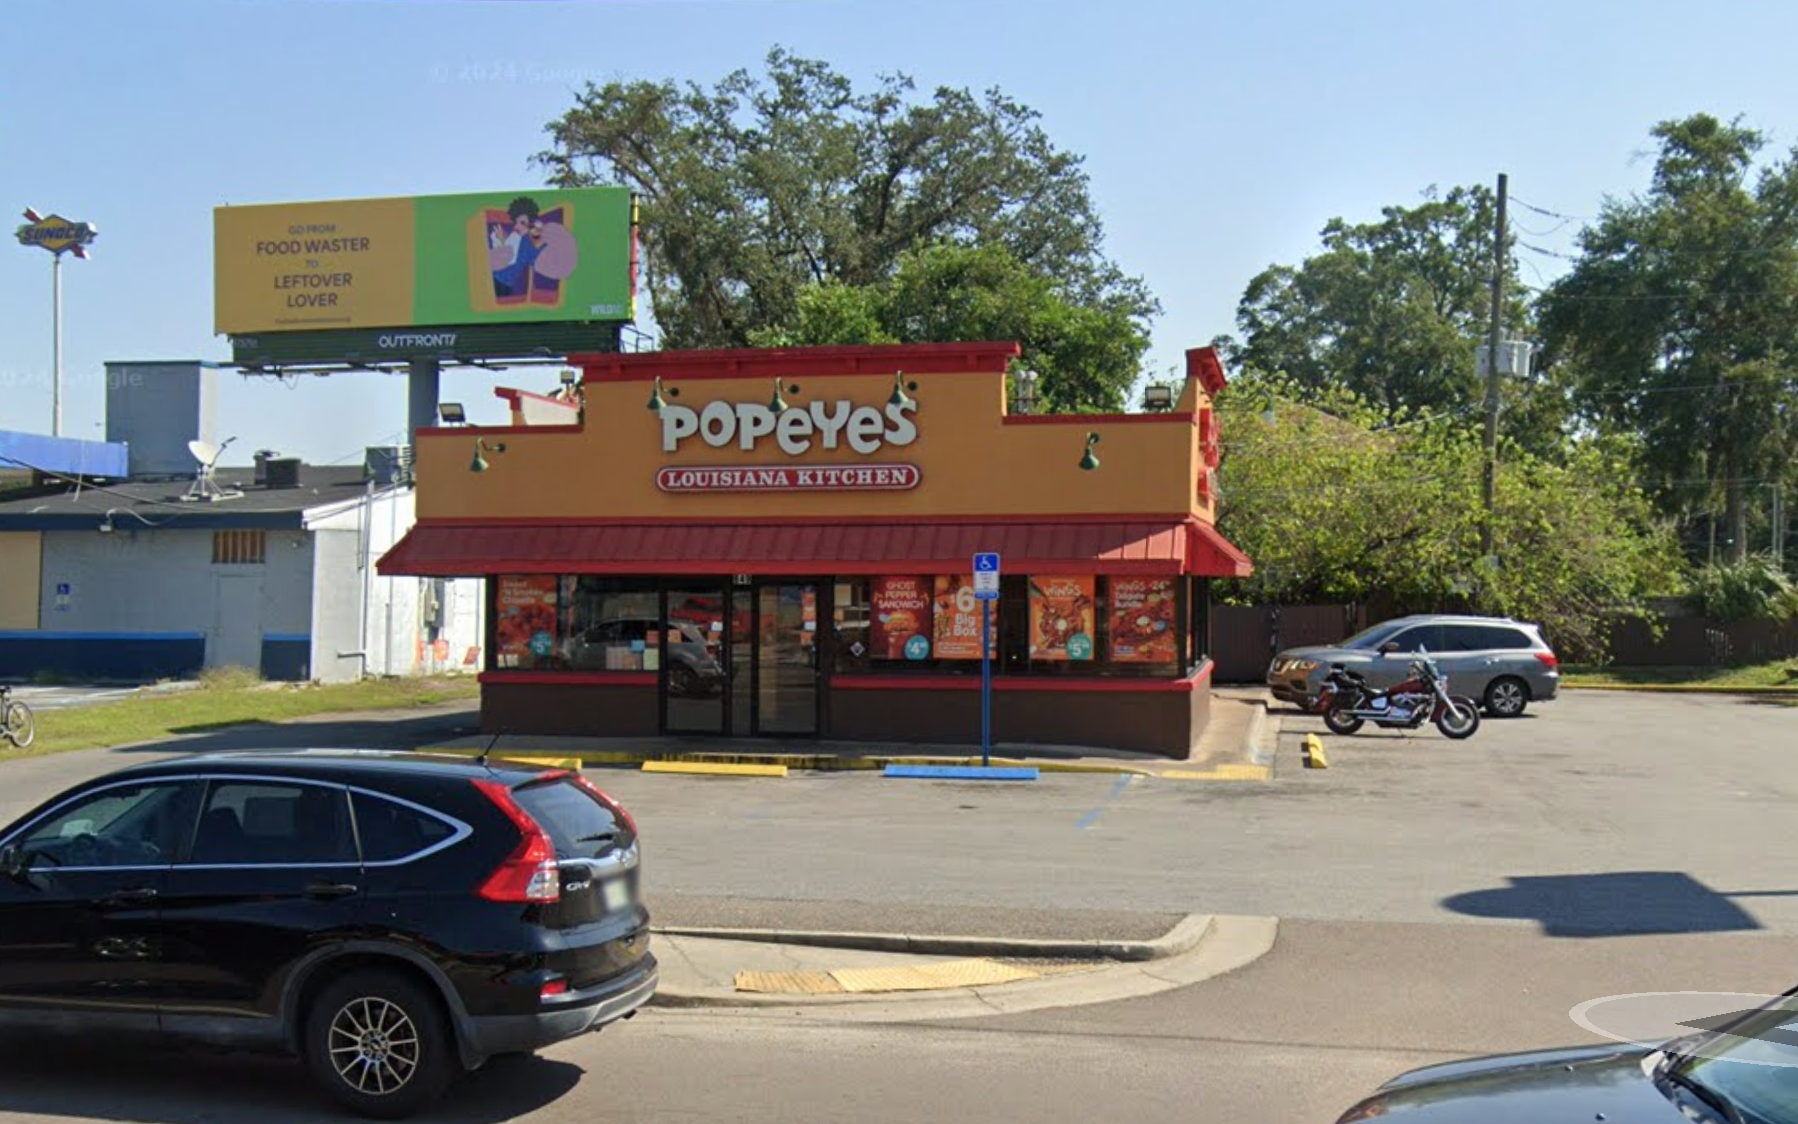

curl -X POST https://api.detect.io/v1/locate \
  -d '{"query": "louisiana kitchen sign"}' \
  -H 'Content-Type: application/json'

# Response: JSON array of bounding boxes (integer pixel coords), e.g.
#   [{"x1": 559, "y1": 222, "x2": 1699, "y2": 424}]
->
[{"x1": 656, "y1": 463, "x2": 921, "y2": 494}]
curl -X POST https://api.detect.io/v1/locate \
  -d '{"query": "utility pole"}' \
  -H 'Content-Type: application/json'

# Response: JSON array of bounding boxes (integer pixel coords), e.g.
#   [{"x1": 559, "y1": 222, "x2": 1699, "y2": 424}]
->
[
  {"x1": 1773, "y1": 482, "x2": 1786, "y2": 571},
  {"x1": 1480, "y1": 173, "x2": 1508, "y2": 564}
]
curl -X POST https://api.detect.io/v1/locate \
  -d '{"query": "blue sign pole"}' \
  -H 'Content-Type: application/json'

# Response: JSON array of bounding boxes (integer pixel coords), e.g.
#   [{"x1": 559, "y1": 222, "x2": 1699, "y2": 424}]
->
[{"x1": 980, "y1": 598, "x2": 992, "y2": 768}]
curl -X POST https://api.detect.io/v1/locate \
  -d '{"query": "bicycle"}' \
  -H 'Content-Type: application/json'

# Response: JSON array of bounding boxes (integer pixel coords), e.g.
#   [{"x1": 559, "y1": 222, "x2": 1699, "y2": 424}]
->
[{"x1": 1, "y1": 686, "x2": 33, "y2": 749}]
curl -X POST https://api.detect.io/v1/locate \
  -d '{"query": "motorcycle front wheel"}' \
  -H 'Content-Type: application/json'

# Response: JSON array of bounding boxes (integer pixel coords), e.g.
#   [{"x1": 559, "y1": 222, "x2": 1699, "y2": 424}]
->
[
  {"x1": 1435, "y1": 699, "x2": 1480, "y2": 740},
  {"x1": 1324, "y1": 706, "x2": 1364, "y2": 735}
]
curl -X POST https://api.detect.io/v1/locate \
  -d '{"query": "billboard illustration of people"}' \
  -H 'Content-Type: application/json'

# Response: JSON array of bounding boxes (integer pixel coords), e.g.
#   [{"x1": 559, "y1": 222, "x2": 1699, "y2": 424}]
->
[
  {"x1": 213, "y1": 187, "x2": 633, "y2": 335},
  {"x1": 484, "y1": 195, "x2": 580, "y2": 308}
]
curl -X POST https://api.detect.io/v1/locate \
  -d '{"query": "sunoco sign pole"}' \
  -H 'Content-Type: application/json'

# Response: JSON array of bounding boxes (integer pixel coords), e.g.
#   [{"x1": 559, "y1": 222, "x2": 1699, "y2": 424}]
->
[{"x1": 14, "y1": 208, "x2": 99, "y2": 438}]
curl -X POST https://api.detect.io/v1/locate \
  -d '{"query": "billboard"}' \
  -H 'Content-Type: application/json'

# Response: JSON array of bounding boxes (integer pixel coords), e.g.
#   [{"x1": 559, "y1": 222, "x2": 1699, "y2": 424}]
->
[{"x1": 214, "y1": 188, "x2": 634, "y2": 335}]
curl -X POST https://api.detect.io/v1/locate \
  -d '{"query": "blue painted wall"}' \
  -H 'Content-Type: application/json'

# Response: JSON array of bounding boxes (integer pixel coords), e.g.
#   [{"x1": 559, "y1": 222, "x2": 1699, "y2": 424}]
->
[{"x1": 0, "y1": 632, "x2": 205, "y2": 683}]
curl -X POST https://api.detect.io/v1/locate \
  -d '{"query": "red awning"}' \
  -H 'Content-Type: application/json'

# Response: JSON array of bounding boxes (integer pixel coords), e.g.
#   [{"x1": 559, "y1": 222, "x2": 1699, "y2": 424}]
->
[{"x1": 379, "y1": 518, "x2": 1250, "y2": 579}]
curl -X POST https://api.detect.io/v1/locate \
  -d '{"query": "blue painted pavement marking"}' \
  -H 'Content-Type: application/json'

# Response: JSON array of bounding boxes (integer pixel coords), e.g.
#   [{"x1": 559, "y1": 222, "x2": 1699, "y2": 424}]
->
[
  {"x1": 883, "y1": 765, "x2": 1039, "y2": 782},
  {"x1": 1075, "y1": 773, "x2": 1139, "y2": 830}
]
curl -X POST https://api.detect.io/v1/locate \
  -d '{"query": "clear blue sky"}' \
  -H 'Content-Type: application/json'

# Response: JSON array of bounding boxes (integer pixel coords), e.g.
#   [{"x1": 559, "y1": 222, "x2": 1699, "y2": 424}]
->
[{"x1": 3, "y1": 0, "x2": 1795, "y2": 466}]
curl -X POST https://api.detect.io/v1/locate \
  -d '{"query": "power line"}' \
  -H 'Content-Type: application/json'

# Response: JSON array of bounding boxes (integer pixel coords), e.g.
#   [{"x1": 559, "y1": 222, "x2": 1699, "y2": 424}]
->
[
  {"x1": 1518, "y1": 241, "x2": 1581, "y2": 262},
  {"x1": 1510, "y1": 196, "x2": 1592, "y2": 223},
  {"x1": 1514, "y1": 216, "x2": 1577, "y2": 238},
  {"x1": 1516, "y1": 280, "x2": 1794, "y2": 301}
]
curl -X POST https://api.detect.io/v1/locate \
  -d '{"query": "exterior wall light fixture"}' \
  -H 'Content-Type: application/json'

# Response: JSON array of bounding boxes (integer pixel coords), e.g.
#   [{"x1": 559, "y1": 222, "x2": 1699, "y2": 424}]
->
[
  {"x1": 1079, "y1": 432, "x2": 1101, "y2": 471},
  {"x1": 437, "y1": 402, "x2": 467, "y2": 425},
  {"x1": 1142, "y1": 383, "x2": 1175, "y2": 412},
  {"x1": 470, "y1": 439, "x2": 508, "y2": 473},
  {"x1": 647, "y1": 375, "x2": 667, "y2": 412},
  {"x1": 769, "y1": 377, "x2": 790, "y2": 413},
  {"x1": 888, "y1": 370, "x2": 916, "y2": 410}
]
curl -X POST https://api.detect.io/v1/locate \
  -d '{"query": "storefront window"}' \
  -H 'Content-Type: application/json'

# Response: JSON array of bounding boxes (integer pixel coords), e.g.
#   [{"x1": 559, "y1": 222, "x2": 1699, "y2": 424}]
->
[
  {"x1": 833, "y1": 580, "x2": 872, "y2": 672},
  {"x1": 563, "y1": 577, "x2": 662, "y2": 672},
  {"x1": 1188, "y1": 577, "x2": 1212, "y2": 670},
  {"x1": 830, "y1": 573, "x2": 1188, "y2": 679}
]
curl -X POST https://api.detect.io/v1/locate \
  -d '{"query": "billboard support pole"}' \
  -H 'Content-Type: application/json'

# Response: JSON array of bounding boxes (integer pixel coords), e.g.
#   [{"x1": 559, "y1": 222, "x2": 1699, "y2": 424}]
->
[
  {"x1": 51, "y1": 251, "x2": 63, "y2": 438},
  {"x1": 408, "y1": 359, "x2": 441, "y2": 451}
]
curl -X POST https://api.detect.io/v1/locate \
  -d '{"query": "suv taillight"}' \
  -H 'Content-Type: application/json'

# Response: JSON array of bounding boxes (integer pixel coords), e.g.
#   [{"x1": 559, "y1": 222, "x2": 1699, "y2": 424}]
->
[
  {"x1": 572, "y1": 773, "x2": 637, "y2": 836},
  {"x1": 1535, "y1": 652, "x2": 1559, "y2": 670},
  {"x1": 472, "y1": 779, "x2": 560, "y2": 903}
]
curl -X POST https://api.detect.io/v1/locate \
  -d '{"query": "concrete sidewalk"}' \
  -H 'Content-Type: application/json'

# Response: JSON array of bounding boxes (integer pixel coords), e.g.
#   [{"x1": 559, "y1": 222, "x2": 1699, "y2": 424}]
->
[
  {"x1": 422, "y1": 688, "x2": 1279, "y2": 779},
  {"x1": 647, "y1": 913, "x2": 1278, "y2": 1017}
]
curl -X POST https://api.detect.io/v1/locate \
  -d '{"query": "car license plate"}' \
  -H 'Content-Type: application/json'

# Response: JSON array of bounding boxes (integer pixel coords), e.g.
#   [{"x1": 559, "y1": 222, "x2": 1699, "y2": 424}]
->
[{"x1": 602, "y1": 878, "x2": 631, "y2": 913}]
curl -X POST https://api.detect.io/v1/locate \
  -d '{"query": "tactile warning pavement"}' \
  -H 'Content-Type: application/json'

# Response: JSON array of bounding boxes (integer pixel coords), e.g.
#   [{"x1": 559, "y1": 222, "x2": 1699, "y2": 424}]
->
[
  {"x1": 733, "y1": 970, "x2": 846, "y2": 994},
  {"x1": 734, "y1": 958, "x2": 1046, "y2": 994}
]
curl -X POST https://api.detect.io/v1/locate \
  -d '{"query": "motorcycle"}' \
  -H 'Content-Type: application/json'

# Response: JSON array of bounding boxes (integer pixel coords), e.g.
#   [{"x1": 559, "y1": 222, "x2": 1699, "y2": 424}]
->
[{"x1": 1312, "y1": 649, "x2": 1481, "y2": 739}]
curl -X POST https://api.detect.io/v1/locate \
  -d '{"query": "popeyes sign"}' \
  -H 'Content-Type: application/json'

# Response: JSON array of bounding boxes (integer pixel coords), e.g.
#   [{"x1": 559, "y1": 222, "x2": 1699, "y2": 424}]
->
[
  {"x1": 655, "y1": 392, "x2": 921, "y2": 493},
  {"x1": 659, "y1": 396, "x2": 917, "y2": 455}
]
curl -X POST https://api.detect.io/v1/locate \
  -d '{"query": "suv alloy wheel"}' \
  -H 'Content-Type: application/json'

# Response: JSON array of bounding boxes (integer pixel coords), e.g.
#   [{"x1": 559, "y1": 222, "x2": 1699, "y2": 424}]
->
[
  {"x1": 1483, "y1": 676, "x2": 1530, "y2": 718},
  {"x1": 305, "y1": 969, "x2": 454, "y2": 1119}
]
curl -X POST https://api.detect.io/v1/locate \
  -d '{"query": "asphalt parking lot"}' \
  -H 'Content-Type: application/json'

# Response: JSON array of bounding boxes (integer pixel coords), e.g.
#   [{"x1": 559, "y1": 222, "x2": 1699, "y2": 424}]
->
[
  {"x1": 3, "y1": 688, "x2": 1796, "y2": 1123},
  {"x1": 4, "y1": 689, "x2": 1795, "y2": 939}
]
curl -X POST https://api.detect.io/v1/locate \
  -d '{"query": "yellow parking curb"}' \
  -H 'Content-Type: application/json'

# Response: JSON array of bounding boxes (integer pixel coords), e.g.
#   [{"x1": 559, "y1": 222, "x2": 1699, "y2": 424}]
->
[
  {"x1": 1160, "y1": 763, "x2": 1271, "y2": 782},
  {"x1": 642, "y1": 761, "x2": 789, "y2": 778},
  {"x1": 1303, "y1": 734, "x2": 1330, "y2": 769}
]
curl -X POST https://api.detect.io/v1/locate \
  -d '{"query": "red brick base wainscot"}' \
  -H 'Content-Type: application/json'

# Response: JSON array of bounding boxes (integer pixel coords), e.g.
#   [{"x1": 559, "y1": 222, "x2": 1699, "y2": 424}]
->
[
  {"x1": 478, "y1": 673, "x2": 660, "y2": 738},
  {"x1": 827, "y1": 662, "x2": 1213, "y2": 759}
]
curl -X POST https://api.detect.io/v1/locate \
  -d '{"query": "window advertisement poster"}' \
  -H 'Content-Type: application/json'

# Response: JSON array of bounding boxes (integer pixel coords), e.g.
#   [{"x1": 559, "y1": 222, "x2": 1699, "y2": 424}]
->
[
  {"x1": 1029, "y1": 576, "x2": 1097, "y2": 661},
  {"x1": 1109, "y1": 577, "x2": 1178, "y2": 663},
  {"x1": 870, "y1": 577, "x2": 932, "y2": 660},
  {"x1": 496, "y1": 575, "x2": 559, "y2": 668},
  {"x1": 932, "y1": 575, "x2": 996, "y2": 660}
]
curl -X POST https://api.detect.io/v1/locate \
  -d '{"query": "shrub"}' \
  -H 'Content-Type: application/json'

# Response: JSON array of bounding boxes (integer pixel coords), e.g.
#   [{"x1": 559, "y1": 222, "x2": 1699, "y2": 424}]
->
[{"x1": 1689, "y1": 555, "x2": 1798, "y2": 623}]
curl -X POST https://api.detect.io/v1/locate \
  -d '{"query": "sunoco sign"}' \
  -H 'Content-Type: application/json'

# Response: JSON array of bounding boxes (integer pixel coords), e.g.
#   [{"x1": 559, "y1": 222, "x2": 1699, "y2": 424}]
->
[{"x1": 15, "y1": 211, "x2": 97, "y2": 257}]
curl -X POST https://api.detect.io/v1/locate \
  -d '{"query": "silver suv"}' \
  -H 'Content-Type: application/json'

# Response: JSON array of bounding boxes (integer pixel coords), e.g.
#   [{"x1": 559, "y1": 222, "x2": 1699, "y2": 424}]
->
[{"x1": 1267, "y1": 614, "x2": 1559, "y2": 717}]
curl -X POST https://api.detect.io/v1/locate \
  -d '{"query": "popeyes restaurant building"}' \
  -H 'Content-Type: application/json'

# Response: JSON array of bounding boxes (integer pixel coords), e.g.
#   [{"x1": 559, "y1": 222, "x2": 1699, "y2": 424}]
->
[{"x1": 379, "y1": 342, "x2": 1250, "y2": 757}]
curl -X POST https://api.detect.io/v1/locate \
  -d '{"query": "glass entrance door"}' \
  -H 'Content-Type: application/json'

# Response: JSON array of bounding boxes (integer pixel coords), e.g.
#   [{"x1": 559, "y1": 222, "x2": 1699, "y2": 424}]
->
[
  {"x1": 755, "y1": 583, "x2": 819, "y2": 736},
  {"x1": 663, "y1": 587, "x2": 727, "y2": 735}
]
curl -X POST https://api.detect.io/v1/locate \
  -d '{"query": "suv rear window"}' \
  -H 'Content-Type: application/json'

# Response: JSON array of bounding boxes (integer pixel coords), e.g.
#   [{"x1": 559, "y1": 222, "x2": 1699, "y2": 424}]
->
[
  {"x1": 513, "y1": 778, "x2": 624, "y2": 860},
  {"x1": 353, "y1": 793, "x2": 457, "y2": 862},
  {"x1": 1447, "y1": 625, "x2": 1534, "y2": 651}
]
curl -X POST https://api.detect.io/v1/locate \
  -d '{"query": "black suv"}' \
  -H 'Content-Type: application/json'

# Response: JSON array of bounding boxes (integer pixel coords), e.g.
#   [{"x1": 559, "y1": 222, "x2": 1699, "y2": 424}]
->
[{"x1": 0, "y1": 750, "x2": 656, "y2": 1118}]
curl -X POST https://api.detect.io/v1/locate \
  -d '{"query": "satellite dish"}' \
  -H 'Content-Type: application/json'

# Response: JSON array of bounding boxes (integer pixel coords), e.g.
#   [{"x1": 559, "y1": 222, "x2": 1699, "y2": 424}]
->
[
  {"x1": 188, "y1": 439, "x2": 222, "y2": 468},
  {"x1": 181, "y1": 437, "x2": 242, "y2": 504}
]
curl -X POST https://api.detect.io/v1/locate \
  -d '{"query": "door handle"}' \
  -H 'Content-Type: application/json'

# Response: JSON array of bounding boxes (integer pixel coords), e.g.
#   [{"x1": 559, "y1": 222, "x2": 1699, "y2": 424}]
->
[
  {"x1": 104, "y1": 887, "x2": 159, "y2": 905},
  {"x1": 304, "y1": 882, "x2": 359, "y2": 900}
]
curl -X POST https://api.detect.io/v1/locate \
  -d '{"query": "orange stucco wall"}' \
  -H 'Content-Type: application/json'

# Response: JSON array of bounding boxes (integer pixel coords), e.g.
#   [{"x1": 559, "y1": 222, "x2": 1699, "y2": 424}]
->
[{"x1": 414, "y1": 347, "x2": 1219, "y2": 524}]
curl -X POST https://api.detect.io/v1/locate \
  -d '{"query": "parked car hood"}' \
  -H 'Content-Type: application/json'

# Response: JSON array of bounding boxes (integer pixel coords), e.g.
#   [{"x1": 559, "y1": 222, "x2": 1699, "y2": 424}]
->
[
  {"x1": 1337, "y1": 1045, "x2": 1678, "y2": 1123},
  {"x1": 1275, "y1": 644, "x2": 1363, "y2": 662}
]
